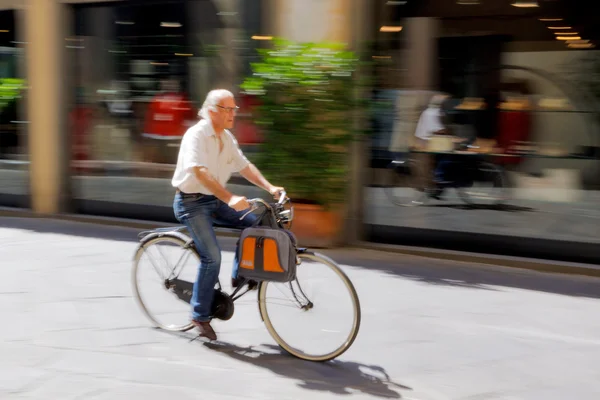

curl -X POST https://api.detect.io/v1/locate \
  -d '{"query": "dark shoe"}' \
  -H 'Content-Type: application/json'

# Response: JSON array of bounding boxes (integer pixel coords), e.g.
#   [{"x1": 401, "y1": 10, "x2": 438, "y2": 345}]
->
[
  {"x1": 231, "y1": 277, "x2": 258, "y2": 290},
  {"x1": 191, "y1": 320, "x2": 217, "y2": 341}
]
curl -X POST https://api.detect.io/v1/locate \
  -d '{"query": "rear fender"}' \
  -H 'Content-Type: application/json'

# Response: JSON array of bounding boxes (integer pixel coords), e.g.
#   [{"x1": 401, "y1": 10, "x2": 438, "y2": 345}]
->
[{"x1": 138, "y1": 231, "x2": 195, "y2": 249}]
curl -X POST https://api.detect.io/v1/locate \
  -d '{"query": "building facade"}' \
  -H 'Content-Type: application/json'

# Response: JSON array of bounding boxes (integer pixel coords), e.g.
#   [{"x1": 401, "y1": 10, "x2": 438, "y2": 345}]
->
[{"x1": 0, "y1": 0, "x2": 598, "y2": 261}]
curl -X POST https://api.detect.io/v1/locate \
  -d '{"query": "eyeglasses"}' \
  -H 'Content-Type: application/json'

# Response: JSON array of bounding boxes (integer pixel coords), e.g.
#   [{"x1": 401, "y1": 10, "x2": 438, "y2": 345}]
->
[{"x1": 216, "y1": 105, "x2": 239, "y2": 113}]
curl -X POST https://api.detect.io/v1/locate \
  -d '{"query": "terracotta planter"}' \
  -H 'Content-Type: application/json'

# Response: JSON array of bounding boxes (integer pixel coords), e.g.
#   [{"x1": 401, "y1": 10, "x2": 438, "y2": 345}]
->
[{"x1": 290, "y1": 203, "x2": 343, "y2": 248}]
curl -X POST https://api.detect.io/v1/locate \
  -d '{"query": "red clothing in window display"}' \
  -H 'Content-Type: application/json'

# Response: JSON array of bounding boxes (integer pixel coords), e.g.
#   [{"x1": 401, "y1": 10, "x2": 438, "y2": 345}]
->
[
  {"x1": 143, "y1": 92, "x2": 197, "y2": 140},
  {"x1": 496, "y1": 101, "x2": 532, "y2": 165},
  {"x1": 70, "y1": 105, "x2": 93, "y2": 172},
  {"x1": 233, "y1": 93, "x2": 263, "y2": 145}
]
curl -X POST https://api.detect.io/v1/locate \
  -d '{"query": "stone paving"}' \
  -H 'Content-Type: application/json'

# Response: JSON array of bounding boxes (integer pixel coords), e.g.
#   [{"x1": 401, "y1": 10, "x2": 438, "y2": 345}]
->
[{"x1": 2, "y1": 217, "x2": 600, "y2": 399}]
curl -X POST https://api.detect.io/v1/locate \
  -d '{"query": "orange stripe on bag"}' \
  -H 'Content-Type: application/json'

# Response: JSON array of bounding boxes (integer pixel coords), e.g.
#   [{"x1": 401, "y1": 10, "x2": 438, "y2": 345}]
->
[
  {"x1": 263, "y1": 238, "x2": 285, "y2": 273},
  {"x1": 240, "y1": 237, "x2": 256, "y2": 270}
]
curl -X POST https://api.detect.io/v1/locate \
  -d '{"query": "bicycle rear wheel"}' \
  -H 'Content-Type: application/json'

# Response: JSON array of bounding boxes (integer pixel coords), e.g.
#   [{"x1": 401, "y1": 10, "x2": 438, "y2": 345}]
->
[
  {"x1": 384, "y1": 158, "x2": 427, "y2": 207},
  {"x1": 132, "y1": 234, "x2": 198, "y2": 332},
  {"x1": 258, "y1": 251, "x2": 361, "y2": 362}
]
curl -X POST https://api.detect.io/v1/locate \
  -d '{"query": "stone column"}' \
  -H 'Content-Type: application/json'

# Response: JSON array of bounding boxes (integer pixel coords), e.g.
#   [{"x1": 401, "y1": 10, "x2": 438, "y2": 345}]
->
[
  {"x1": 25, "y1": 0, "x2": 71, "y2": 213},
  {"x1": 346, "y1": 0, "x2": 373, "y2": 244},
  {"x1": 403, "y1": 17, "x2": 440, "y2": 90}
]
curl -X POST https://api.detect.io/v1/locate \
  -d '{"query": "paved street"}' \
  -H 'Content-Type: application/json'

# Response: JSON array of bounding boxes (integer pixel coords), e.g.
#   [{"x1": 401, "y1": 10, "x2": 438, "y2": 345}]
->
[{"x1": 2, "y1": 217, "x2": 600, "y2": 399}]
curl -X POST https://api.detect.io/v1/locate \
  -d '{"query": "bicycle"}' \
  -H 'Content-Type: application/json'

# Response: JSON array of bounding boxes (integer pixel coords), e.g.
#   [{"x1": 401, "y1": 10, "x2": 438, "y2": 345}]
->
[
  {"x1": 385, "y1": 146, "x2": 509, "y2": 207},
  {"x1": 132, "y1": 191, "x2": 361, "y2": 362}
]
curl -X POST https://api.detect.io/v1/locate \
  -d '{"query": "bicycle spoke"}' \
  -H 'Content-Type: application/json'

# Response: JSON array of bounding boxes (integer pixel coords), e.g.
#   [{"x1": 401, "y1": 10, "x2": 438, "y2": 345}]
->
[
  {"x1": 143, "y1": 247, "x2": 170, "y2": 281},
  {"x1": 262, "y1": 298, "x2": 306, "y2": 309},
  {"x1": 290, "y1": 279, "x2": 313, "y2": 309},
  {"x1": 168, "y1": 247, "x2": 194, "y2": 279},
  {"x1": 272, "y1": 281, "x2": 301, "y2": 306}
]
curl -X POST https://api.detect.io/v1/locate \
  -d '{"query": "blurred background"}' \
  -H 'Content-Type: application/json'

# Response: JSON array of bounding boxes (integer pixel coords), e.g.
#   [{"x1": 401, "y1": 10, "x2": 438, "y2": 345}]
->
[{"x1": 0, "y1": 0, "x2": 598, "y2": 263}]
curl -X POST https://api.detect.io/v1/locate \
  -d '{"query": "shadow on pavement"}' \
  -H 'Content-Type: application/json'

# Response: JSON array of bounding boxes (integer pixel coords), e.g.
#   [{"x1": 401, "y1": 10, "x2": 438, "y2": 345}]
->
[
  {"x1": 324, "y1": 248, "x2": 600, "y2": 300},
  {"x1": 0, "y1": 216, "x2": 144, "y2": 242},
  {"x1": 424, "y1": 203, "x2": 535, "y2": 212},
  {"x1": 4, "y1": 216, "x2": 600, "y2": 300},
  {"x1": 202, "y1": 341, "x2": 411, "y2": 398}
]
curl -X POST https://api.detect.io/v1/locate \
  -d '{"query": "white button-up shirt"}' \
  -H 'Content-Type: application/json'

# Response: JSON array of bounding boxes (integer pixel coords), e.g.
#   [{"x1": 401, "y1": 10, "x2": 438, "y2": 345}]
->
[
  {"x1": 414, "y1": 106, "x2": 445, "y2": 141},
  {"x1": 171, "y1": 119, "x2": 250, "y2": 194}
]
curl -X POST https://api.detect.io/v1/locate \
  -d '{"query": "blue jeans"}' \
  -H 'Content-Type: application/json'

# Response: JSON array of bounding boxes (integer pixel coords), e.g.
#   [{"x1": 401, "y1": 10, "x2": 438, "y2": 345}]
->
[
  {"x1": 173, "y1": 192, "x2": 258, "y2": 322},
  {"x1": 434, "y1": 155, "x2": 452, "y2": 183}
]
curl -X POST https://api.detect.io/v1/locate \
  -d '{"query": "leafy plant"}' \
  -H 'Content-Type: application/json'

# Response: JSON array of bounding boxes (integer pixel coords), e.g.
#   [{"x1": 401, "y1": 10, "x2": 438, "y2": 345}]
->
[{"x1": 241, "y1": 38, "x2": 364, "y2": 208}]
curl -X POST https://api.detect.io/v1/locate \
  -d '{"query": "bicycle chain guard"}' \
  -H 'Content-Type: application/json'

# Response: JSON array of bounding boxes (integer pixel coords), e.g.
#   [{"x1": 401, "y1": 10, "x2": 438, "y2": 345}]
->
[
  {"x1": 211, "y1": 289, "x2": 235, "y2": 321},
  {"x1": 168, "y1": 279, "x2": 234, "y2": 321}
]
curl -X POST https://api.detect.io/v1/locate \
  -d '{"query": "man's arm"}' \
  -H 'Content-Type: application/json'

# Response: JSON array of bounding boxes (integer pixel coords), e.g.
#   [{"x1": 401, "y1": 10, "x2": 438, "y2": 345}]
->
[
  {"x1": 228, "y1": 132, "x2": 283, "y2": 196},
  {"x1": 192, "y1": 167, "x2": 250, "y2": 211},
  {"x1": 192, "y1": 167, "x2": 233, "y2": 203},
  {"x1": 239, "y1": 163, "x2": 280, "y2": 195}
]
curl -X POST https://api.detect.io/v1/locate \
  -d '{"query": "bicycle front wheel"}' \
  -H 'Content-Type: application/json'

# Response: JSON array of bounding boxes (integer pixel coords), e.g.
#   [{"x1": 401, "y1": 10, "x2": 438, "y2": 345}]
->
[
  {"x1": 258, "y1": 251, "x2": 361, "y2": 362},
  {"x1": 457, "y1": 161, "x2": 509, "y2": 206}
]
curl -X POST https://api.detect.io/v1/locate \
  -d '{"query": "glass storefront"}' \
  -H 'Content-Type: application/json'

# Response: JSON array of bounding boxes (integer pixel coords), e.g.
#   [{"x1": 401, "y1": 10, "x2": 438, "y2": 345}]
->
[
  {"x1": 68, "y1": 0, "x2": 266, "y2": 221},
  {"x1": 366, "y1": 0, "x2": 600, "y2": 261},
  {"x1": 0, "y1": 9, "x2": 28, "y2": 208},
  {"x1": 0, "y1": 0, "x2": 596, "y2": 262}
]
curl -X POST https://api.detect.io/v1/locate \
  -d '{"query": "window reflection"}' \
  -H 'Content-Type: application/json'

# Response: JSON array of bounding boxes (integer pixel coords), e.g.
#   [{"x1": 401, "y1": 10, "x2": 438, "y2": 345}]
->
[
  {"x1": 0, "y1": 9, "x2": 28, "y2": 208},
  {"x1": 70, "y1": 0, "x2": 265, "y2": 219},
  {"x1": 368, "y1": 0, "x2": 600, "y2": 251}
]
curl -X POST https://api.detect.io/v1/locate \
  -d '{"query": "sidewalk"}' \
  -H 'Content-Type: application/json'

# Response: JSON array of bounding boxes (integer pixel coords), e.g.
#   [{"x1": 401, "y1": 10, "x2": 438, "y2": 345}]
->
[
  {"x1": 1, "y1": 209, "x2": 599, "y2": 279},
  {"x1": 1, "y1": 168, "x2": 599, "y2": 266}
]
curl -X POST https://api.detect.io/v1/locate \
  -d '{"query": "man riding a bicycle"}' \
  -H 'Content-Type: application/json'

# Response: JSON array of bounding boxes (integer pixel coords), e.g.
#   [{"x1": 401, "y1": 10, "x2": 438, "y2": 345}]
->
[{"x1": 171, "y1": 89, "x2": 284, "y2": 341}]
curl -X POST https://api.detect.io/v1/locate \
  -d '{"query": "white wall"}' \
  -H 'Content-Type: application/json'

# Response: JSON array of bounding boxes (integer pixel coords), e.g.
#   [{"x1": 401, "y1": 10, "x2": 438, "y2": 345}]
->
[{"x1": 272, "y1": 0, "x2": 352, "y2": 43}]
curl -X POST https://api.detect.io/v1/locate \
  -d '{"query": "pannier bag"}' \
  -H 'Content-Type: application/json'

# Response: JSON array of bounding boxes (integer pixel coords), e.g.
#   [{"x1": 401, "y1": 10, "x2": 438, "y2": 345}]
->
[{"x1": 237, "y1": 227, "x2": 298, "y2": 282}]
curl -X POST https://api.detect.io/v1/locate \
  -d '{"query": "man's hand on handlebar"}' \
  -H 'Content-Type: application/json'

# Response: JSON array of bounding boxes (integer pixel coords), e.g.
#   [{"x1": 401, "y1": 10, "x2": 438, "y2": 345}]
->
[
  {"x1": 268, "y1": 185, "x2": 285, "y2": 199},
  {"x1": 238, "y1": 190, "x2": 289, "y2": 221},
  {"x1": 228, "y1": 195, "x2": 251, "y2": 212}
]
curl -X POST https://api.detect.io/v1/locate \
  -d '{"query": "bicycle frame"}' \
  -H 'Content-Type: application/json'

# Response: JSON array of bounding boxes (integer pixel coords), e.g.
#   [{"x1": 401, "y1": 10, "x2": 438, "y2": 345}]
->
[{"x1": 136, "y1": 191, "x2": 297, "y2": 305}]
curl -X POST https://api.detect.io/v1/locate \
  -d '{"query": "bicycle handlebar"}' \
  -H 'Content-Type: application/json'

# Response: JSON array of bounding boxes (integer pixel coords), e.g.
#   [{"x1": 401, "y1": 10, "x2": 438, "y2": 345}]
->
[
  {"x1": 277, "y1": 190, "x2": 287, "y2": 205},
  {"x1": 239, "y1": 190, "x2": 288, "y2": 221},
  {"x1": 249, "y1": 189, "x2": 287, "y2": 208}
]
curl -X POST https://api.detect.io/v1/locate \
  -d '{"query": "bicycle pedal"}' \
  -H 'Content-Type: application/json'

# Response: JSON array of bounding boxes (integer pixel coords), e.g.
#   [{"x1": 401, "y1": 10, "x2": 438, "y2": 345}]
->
[
  {"x1": 189, "y1": 334, "x2": 202, "y2": 343},
  {"x1": 190, "y1": 333, "x2": 216, "y2": 343}
]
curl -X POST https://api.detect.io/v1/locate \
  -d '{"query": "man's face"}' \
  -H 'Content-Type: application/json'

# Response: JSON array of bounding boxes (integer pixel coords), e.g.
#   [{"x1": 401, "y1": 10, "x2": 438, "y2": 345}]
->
[{"x1": 211, "y1": 96, "x2": 237, "y2": 130}]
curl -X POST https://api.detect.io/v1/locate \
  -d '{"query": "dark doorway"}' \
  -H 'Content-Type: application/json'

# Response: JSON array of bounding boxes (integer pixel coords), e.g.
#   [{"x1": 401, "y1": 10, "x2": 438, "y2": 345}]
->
[{"x1": 438, "y1": 34, "x2": 509, "y2": 139}]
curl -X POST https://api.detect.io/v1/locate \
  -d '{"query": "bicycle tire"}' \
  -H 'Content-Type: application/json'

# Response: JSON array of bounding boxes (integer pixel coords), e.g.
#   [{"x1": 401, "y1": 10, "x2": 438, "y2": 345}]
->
[
  {"x1": 257, "y1": 251, "x2": 361, "y2": 362},
  {"x1": 132, "y1": 234, "x2": 196, "y2": 332},
  {"x1": 457, "y1": 161, "x2": 509, "y2": 206}
]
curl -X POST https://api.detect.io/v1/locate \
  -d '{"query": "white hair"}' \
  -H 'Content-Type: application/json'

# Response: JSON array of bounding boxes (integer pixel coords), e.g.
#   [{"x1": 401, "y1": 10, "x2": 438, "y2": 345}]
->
[
  {"x1": 198, "y1": 89, "x2": 235, "y2": 120},
  {"x1": 429, "y1": 93, "x2": 449, "y2": 108}
]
